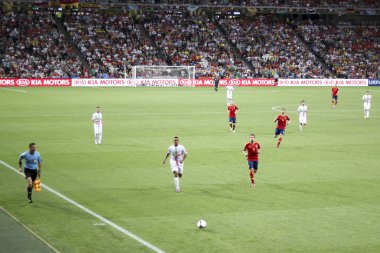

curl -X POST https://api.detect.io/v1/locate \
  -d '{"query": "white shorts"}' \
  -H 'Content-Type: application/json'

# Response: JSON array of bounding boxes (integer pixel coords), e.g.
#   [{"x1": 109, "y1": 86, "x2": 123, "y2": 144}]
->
[
  {"x1": 227, "y1": 91, "x2": 233, "y2": 100},
  {"x1": 94, "y1": 124, "x2": 102, "y2": 134},
  {"x1": 364, "y1": 103, "x2": 371, "y2": 110},
  {"x1": 170, "y1": 159, "x2": 184, "y2": 174},
  {"x1": 299, "y1": 115, "x2": 307, "y2": 124}
]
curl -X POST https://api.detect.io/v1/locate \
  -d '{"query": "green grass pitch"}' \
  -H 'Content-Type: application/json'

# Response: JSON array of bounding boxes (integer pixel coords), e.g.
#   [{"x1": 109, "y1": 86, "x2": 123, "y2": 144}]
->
[{"x1": 0, "y1": 86, "x2": 379, "y2": 253}]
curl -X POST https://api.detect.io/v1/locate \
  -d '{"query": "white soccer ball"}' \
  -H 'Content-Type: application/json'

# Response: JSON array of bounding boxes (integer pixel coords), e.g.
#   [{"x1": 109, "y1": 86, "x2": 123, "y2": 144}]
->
[{"x1": 197, "y1": 219, "x2": 207, "y2": 229}]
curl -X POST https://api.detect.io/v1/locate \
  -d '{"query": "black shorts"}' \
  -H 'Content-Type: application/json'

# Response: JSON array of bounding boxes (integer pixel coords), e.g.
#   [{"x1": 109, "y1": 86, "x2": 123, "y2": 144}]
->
[{"x1": 24, "y1": 168, "x2": 38, "y2": 182}]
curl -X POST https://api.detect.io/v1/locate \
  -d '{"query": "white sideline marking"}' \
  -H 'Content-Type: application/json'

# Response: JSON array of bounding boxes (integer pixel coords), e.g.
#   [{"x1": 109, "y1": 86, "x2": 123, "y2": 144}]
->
[
  {"x1": 93, "y1": 223, "x2": 106, "y2": 226},
  {"x1": 0, "y1": 87, "x2": 28, "y2": 93},
  {"x1": 0, "y1": 160, "x2": 165, "y2": 253}
]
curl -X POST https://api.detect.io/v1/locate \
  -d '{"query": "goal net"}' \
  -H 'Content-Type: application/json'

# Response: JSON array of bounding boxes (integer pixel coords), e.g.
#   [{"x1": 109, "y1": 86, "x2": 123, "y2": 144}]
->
[{"x1": 132, "y1": 66, "x2": 195, "y2": 87}]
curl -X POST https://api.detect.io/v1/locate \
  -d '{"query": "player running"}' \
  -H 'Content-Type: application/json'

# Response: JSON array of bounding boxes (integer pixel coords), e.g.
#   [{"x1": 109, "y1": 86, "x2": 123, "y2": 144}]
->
[
  {"x1": 226, "y1": 84, "x2": 234, "y2": 105},
  {"x1": 227, "y1": 102, "x2": 239, "y2": 132},
  {"x1": 297, "y1": 100, "x2": 307, "y2": 131},
  {"x1": 362, "y1": 90, "x2": 372, "y2": 119},
  {"x1": 243, "y1": 134, "x2": 261, "y2": 188},
  {"x1": 18, "y1": 143, "x2": 42, "y2": 203},
  {"x1": 163, "y1": 137, "x2": 188, "y2": 193},
  {"x1": 274, "y1": 108, "x2": 291, "y2": 148},
  {"x1": 331, "y1": 85, "x2": 339, "y2": 108}
]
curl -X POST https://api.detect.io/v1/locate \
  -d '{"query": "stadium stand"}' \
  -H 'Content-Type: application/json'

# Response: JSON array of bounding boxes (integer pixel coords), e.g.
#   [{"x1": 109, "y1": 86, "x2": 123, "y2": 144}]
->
[
  {"x1": 0, "y1": 11, "x2": 83, "y2": 78},
  {"x1": 297, "y1": 23, "x2": 380, "y2": 78},
  {"x1": 218, "y1": 15, "x2": 332, "y2": 78},
  {"x1": 63, "y1": 13, "x2": 166, "y2": 78},
  {"x1": 0, "y1": 0, "x2": 379, "y2": 79},
  {"x1": 142, "y1": 11, "x2": 252, "y2": 78}
]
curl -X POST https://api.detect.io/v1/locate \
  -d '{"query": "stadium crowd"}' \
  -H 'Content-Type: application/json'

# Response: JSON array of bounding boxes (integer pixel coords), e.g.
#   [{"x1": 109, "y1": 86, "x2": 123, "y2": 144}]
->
[
  {"x1": 142, "y1": 12, "x2": 252, "y2": 78},
  {"x1": 0, "y1": 9, "x2": 379, "y2": 79},
  {"x1": 63, "y1": 13, "x2": 165, "y2": 78},
  {"x1": 218, "y1": 16, "x2": 331, "y2": 78},
  {"x1": 0, "y1": 11, "x2": 83, "y2": 78},
  {"x1": 297, "y1": 23, "x2": 380, "y2": 78}
]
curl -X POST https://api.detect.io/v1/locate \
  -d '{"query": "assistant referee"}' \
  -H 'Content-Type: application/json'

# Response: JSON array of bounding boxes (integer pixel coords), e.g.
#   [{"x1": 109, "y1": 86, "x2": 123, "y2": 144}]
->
[{"x1": 18, "y1": 143, "x2": 42, "y2": 203}]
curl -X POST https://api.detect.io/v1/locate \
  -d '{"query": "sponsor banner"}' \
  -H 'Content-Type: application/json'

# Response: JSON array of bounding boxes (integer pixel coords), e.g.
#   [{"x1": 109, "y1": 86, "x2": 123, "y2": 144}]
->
[
  {"x1": 368, "y1": 79, "x2": 380, "y2": 86},
  {"x1": 0, "y1": 78, "x2": 71, "y2": 87},
  {"x1": 278, "y1": 79, "x2": 368, "y2": 87},
  {"x1": 72, "y1": 79, "x2": 135, "y2": 87},
  {"x1": 72, "y1": 79, "x2": 179, "y2": 87},
  {"x1": 135, "y1": 79, "x2": 179, "y2": 87},
  {"x1": 179, "y1": 78, "x2": 276, "y2": 86}
]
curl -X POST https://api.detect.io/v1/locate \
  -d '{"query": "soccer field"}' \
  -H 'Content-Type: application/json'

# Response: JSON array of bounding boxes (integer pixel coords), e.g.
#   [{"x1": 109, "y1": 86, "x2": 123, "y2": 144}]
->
[{"x1": 0, "y1": 86, "x2": 380, "y2": 253}]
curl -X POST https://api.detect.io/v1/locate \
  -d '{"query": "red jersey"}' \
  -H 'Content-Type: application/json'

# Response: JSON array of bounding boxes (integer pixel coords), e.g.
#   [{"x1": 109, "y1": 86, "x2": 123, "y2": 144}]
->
[
  {"x1": 244, "y1": 142, "x2": 261, "y2": 161},
  {"x1": 332, "y1": 87, "x2": 339, "y2": 96},
  {"x1": 228, "y1": 105, "x2": 238, "y2": 118},
  {"x1": 276, "y1": 114, "x2": 290, "y2": 130}
]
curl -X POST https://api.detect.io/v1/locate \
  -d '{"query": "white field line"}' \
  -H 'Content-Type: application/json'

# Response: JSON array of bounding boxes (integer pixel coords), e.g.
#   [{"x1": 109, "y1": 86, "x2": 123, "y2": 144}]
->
[
  {"x1": 0, "y1": 160, "x2": 165, "y2": 253},
  {"x1": 0, "y1": 87, "x2": 28, "y2": 93},
  {"x1": 0, "y1": 206, "x2": 61, "y2": 253}
]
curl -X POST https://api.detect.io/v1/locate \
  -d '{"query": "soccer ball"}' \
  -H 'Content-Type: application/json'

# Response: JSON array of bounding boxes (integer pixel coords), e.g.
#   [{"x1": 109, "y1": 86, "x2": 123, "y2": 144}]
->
[{"x1": 197, "y1": 219, "x2": 207, "y2": 229}]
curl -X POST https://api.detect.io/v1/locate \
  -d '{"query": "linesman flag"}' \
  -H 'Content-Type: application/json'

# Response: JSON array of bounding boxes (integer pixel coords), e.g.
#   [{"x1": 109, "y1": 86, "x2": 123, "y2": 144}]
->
[{"x1": 33, "y1": 178, "x2": 41, "y2": 192}]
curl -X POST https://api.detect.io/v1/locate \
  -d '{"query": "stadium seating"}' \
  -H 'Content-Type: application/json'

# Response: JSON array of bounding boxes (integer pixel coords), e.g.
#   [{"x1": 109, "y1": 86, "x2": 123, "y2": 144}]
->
[
  {"x1": 63, "y1": 13, "x2": 166, "y2": 78},
  {"x1": 1, "y1": 8, "x2": 378, "y2": 79},
  {"x1": 142, "y1": 12, "x2": 252, "y2": 78},
  {"x1": 0, "y1": 11, "x2": 83, "y2": 78},
  {"x1": 218, "y1": 16, "x2": 331, "y2": 78},
  {"x1": 297, "y1": 23, "x2": 380, "y2": 78}
]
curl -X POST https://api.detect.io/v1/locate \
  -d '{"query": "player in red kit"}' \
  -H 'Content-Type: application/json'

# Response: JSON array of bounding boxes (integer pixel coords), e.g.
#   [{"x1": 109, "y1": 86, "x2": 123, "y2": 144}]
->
[
  {"x1": 274, "y1": 108, "x2": 291, "y2": 148},
  {"x1": 331, "y1": 85, "x2": 339, "y2": 107},
  {"x1": 227, "y1": 102, "x2": 239, "y2": 132},
  {"x1": 243, "y1": 134, "x2": 261, "y2": 188}
]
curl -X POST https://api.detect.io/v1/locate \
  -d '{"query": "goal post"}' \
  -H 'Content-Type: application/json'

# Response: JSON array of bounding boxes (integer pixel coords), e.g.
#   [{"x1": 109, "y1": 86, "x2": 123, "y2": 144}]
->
[{"x1": 132, "y1": 65, "x2": 195, "y2": 87}]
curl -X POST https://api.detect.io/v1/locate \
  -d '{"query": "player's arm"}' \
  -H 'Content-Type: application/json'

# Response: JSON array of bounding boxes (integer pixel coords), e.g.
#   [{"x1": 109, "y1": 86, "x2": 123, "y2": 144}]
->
[
  {"x1": 257, "y1": 142, "x2": 261, "y2": 154},
  {"x1": 242, "y1": 146, "x2": 247, "y2": 157},
  {"x1": 162, "y1": 151, "x2": 170, "y2": 164},
  {"x1": 18, "y1": 155, "x2": 24, "y2": 172},
  {"x1": 37, "y1": 157, "x2": 42, "y2": 178},
  {"x1": 181, "y1": 153, "x2": 187, "y2": 163}
]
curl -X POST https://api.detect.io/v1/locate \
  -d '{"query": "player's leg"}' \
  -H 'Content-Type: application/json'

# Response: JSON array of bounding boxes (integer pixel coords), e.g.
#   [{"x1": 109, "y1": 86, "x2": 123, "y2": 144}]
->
[
  {"x1": 171, "y1": 160, "x2": 180, "y2": 192},
  {"x1": 232, "y1": 118, "x2": 236, "y2": 132},
  {"x1": 252, "y1": 161, "x2": 258, "y2": 187},
  {"x1": 98, "y1": 126, "x2": 102, "y2": 144},
  {"x1": 229, "y1": 118, "x2": 233, "y2": 131},
  {"x1": 277, "y1": 131, "x2": 284, "y2": 148},
  {"x1": 94, "y1": 125, "x2": 99, "y2": 144},
  {"x1": 248, "y1": 161, "x2": 255, "y2": 187},
  {"x1": 25, "y1": 169, "x2": 34, "y2": 203}
]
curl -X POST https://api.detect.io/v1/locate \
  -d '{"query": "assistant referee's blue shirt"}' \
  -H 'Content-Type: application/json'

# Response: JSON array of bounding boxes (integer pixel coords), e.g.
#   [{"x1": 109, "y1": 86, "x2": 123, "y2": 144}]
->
[{"x1": 19, "y1": 151, "x2": 42, "y2": 170}]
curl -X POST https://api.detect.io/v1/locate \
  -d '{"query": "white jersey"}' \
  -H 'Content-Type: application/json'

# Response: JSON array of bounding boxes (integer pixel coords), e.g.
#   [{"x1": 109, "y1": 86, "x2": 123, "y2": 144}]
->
[
  {"x1": 297, "y1": 105, "x2": 308, "y2": 124},
  {"x1": 362, "y1": 94, "x2": 371, "y2": 110},
  {"x1": 362, "y1": 94, "x2": 372, "y2": 104},
  {"x1": 92, "y1": 112, "x2": 103, "y2": 126},
  {"x1": 167, "y1": 144, "x2": 187, "y2": 162}
]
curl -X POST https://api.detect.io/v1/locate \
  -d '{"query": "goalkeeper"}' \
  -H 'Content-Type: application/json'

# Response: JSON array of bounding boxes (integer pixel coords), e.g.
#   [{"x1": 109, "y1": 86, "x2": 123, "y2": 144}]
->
[{"x1": 18, "y1": 143, "x2": 42, "y2": 203}]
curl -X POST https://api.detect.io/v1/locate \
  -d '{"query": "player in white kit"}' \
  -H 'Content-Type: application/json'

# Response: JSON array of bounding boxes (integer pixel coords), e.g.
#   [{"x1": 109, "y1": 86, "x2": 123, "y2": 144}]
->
[
  {"x1": 163, "y1": 136, "x2": 188, "y2": 192},
  {"x1": 297, "y1": 100, "x2": 307, "y2": 131},
  {"x1": 362, "y1": 91, "x2": 372, "y2": 119},
  {"x1": 92, "y1": 106, "x2": 103, "y2": 144},
  {"x1": 226, "y1": 85, "x2": 234, "y2": 105}
]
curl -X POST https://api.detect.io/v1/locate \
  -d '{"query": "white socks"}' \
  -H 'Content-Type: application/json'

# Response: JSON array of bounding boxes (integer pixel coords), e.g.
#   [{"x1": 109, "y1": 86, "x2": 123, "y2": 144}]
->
[
  {"x1": 95, "y1": 133, "x2": 102, "y2": 144},
  {"x1": 98, "y1": 133, "x2": 102, "y2": 144},
  {"x1": 365, "y1": 110, "x2": 370, "y2": 118},
  {"x1": 174, "y1": 177, "x2": 180, "y2": 191}
]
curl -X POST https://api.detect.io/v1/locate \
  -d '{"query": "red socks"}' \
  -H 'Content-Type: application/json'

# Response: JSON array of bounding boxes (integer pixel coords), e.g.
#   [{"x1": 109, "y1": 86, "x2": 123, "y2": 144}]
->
[
  {"x1": 249, "y1": 171, "x2": 255, "y2": 185},
  {"x1": 277, "y1": 137, "x2": 282, "y2": 148}
]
